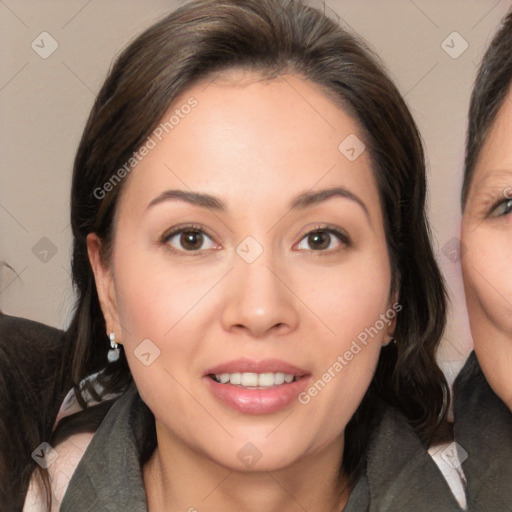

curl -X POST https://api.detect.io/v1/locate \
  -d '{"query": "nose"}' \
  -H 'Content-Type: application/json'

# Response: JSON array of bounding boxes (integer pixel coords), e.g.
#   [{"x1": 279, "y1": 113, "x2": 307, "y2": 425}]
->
[{"x1": 221, "y1": 252, "x2": 300, "y2": 338}]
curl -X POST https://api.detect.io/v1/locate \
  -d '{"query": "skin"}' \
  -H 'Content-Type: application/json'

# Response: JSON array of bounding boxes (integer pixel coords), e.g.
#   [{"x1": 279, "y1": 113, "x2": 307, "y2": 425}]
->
[
  {"x1": 88, "y1": 71, "x2": 396, "y2": 512},
  {"x1": 461, "y1": 85, "x2": 512, "y2": 411}
]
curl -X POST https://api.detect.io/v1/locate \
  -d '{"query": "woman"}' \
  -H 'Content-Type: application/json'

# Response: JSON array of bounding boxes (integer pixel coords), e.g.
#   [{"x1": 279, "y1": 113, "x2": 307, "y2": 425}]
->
[
  {"x1": 457, "y1": 8, "x2": 512, "y2": 511},
  {"x1": 23, "y1": 0, "x2": 460, "y2": 510}
]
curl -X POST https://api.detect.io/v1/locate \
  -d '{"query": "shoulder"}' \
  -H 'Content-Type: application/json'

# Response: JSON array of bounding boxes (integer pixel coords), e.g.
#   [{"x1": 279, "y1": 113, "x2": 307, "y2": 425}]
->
[
  {"x1": 0, "y1": 311, "x2": 67, "y2": 417},
  {"x1": 0, "y1": 311, "x2": 65, "y2": 381},
  {"x1": 23, "y1": 432, "x2": 94, "y2": 512},
  {"x1": 23, "y1": 376, "x2": 121, "y2": 511},
  {"x1": 0, "y1": 311, "x2": 65, "y2": 349},
  {"x1": 452, "y1": 352, "x2": 512, "y2": 510},
  {"x1": 0, "y1": 313, "x2": 69, "y2": 510},
  {"x1": 50, "y1": 432, "x2": 96, "y2": 502},
  {"x1": 362, "y1": 405, "x2": 464, "y2": 511},
  {"x1": 58, "y1": 384, "x2": 152, "y2": 510},
  {"x1": 452, "y1": 350, "x2": 508, "y2": 422},
  {"x1": 453, "y1": 351, "x2": 483, "y2": 396}
]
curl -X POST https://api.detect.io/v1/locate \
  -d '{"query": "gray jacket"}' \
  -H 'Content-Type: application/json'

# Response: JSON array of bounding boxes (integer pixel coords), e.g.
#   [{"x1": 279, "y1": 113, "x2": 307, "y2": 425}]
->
[
  {"x1": 453, "y1": 351, "x2": 512, "y2": 512},
  {"x1": 60, "y1": 384, "x2": 463, "y2": 511}
]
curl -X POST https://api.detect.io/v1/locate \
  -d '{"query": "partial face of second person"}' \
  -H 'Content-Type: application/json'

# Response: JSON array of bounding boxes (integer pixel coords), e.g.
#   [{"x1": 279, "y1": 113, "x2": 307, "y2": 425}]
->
[
  {"x1": 88, "y1": 71, "x2": 396, "y2": 473},
  {"x1": 462, "y1": 85, "x2": 512, "y2": 409}
]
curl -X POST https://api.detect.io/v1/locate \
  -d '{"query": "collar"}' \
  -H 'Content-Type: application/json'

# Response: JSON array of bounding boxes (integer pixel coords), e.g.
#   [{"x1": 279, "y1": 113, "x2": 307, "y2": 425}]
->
[
  {"x1": 344, "y1": 405, "x2": 464, "y2": 512},
  {"x1": 61, "y1": 383, "x2": 463, "y2": 511},
  {"x1": 60, "y1": 382, "x2": 152, "y2": 511},
  {"x1": 453, "y1": 351, "x2": 512, "y2": 511}
]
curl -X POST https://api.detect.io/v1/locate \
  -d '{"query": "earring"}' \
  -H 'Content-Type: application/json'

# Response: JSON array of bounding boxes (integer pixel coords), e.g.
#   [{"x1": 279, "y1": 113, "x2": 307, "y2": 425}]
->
[
  {"x1": 383, "y1": 337, "x2": 396, "y2": 347},
  {"x1": 108, "y1": 332, "x2": 120, "y2": 363}
]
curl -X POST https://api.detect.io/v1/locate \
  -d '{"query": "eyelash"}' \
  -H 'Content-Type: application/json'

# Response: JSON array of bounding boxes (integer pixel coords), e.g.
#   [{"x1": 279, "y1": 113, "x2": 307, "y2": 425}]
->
[
  {"x1": 488, "y1": 197, "x2": 512, "y2": 218},
  {"x1": 161, "y1": 223, "x2": 351, "y2": 257}
]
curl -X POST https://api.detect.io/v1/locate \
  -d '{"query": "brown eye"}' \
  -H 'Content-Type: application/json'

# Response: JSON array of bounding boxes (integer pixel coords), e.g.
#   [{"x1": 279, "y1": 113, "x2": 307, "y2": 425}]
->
[
  {"x1": 296, "y1": 228, "x2": 350, "y2": 252},
  {"x1": 180, "y1": 230, "x2": 204, "y2": 250},
  {"x1": 308, "y1": 231, "x2": 330, "y2": 250},
  {"x1": 163, "y1": 226, "x2": 217, "y2": 253}
]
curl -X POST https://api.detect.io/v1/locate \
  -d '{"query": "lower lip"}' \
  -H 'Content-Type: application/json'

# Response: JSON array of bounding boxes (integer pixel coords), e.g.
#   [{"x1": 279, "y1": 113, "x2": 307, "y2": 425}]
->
[{"x1": 204, "y1": 375, "x2": 311, "y2": 414}]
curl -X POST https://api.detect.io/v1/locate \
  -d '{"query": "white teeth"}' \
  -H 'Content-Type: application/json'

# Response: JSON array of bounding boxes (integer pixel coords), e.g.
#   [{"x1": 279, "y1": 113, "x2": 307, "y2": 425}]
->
[
  {"x1": 258, "y1": 372, "x2": 275, "y2": 387},
  {"x1": 274, "y1": 372, "x2": 285, "y2": 385},
  {"x1": 213, "y1": 371, "x2": 297, "y2": 387},
  {"x1": 241, "y1": 373, "x2": 258, "y2": 386},
  {"x1": 229, "y1": 372, "x2": 241, "y2": 385},
  {"x1": 284, "y1": 374, "x2": 294, "y2": 383}
]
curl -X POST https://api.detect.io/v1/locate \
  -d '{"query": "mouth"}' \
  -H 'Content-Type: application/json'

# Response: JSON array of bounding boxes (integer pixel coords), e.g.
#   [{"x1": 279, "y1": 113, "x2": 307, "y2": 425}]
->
[{"x1": 203, "y1": 358, "x2": 311, "y2": 414}]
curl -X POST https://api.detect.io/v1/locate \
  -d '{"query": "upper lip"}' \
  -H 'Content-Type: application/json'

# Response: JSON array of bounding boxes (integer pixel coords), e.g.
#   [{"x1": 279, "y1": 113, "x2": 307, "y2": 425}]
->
[{"x1": 204, "y1": 358, "x2": 310, "y2": 377}]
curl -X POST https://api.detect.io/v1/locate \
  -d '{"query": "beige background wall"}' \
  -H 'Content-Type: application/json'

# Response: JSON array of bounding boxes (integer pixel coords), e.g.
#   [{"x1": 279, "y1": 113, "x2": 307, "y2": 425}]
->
[{"x1": 1, "y1": 0, "x2": 510, "y2": 383}]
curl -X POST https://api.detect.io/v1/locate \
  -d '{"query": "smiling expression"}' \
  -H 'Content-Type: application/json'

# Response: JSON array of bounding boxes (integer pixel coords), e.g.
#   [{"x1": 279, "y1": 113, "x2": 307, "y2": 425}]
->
[{"x1": 88, "y1": 71, "x2": 396, "y2": 472}]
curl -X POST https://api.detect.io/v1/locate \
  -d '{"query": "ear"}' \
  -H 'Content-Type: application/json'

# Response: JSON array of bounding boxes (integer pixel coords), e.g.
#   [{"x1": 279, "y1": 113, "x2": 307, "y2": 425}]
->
[
  {"x1": 87, "y1": 233, "x2": 119, "y2": 335},
  {"x1": 382, "y1": 291, "x2": 400, "y2": 347}
]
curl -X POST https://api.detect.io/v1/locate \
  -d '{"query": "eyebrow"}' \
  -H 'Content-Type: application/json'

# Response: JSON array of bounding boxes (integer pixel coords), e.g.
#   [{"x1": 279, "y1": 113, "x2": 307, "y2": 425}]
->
[
  {"x1": 146, "y1": 186, "x2": 370, "y2": 220},
  {"x1": 290, "y1": 187, "x2": 369, "y2": 218}
]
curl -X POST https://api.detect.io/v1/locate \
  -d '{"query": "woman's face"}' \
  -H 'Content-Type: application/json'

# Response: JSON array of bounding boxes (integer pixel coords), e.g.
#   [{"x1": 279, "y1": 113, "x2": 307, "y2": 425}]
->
[
  {"x1": 89, "y1": 72, "x2": 396, "y2": 471},
  {"x1": 462, "y1": 88, "x2": 512, "y2": 409}
]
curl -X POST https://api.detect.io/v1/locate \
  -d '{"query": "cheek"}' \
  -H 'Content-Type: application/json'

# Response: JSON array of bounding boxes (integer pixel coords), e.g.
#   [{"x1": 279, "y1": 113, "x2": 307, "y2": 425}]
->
[
  {"x1": 108, "y1": 238, "x2": 222, "y2": 405},
  {"x1": 295, "y1": 251, "x2": 392, "y2": 397},
  {"x1": 112, "y1": 238, "x2": 219, "y2": 343},
  {"x1": 310, "y1": 250, "x2": 392, "y2": 336},
  {"x1": 111, "y1": 249, "x2": 213, "y2": 421},
  {"x1": 463, "y1": 230, "x2": 512, "y2": 336}
]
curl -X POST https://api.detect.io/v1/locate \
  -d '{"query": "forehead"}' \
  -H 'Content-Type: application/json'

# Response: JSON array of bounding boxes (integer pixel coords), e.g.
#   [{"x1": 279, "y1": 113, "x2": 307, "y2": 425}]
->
[
  {"x1": 473, "y1": 91, "x2": 512, "y2": 178},
  {"x1": 116, "y1": 72, "x2": 381, "y2": 219}
]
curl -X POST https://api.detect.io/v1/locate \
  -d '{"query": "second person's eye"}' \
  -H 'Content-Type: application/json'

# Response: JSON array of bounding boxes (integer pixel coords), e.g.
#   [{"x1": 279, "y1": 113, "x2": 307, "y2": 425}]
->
[{"x1": 490, "y1": 198, "x2": 512, "y2": 218}]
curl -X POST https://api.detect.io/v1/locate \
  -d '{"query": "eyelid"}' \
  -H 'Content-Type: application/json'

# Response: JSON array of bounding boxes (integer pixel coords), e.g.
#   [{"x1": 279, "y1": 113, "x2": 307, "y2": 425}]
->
[
  {"x1": 294, "y1": 224, "x2": 351, "y2": 250},
  {"x1": 489, "y1": 197, "x2": 512, "y2": 218},
  {"x1": 476, "y1": 186, "x2": 512, "y2": 212},
  {"x1": 161, "y1": 223, "x2": 212, "y2": 240},
  {"x1": 161, "y1": 223, "x2": 219, "y2": 255},
  {"x1": 161, "y1": 223, "x2": 351, "y2": 256}
]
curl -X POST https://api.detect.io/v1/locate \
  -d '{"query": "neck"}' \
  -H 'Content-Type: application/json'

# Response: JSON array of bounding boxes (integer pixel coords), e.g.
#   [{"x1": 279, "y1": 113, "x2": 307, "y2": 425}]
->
[{"x1": 143, "y1": 422, "x2": 350, "y2": 512}]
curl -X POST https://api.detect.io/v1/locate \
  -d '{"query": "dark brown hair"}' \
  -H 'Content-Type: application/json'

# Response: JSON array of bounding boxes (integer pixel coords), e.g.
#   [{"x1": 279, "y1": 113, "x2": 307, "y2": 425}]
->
[
  {"x1": 461, "y1": 9, "x2": 512, "y2": 210},
  {"x1": 26, "y1": 0, "x2": 448, "y2": 506},
  {"x1": 0, "y1": 311, "x2": 69, "y2": 510}
]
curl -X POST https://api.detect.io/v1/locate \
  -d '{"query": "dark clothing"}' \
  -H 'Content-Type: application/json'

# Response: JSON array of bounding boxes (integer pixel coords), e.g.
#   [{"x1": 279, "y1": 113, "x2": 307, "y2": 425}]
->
[
  {"x1": 0, "y1": 312, "x2": 67, "y2": 511},
  {"x1": 61, "y1": 383, "x2": 463, "y2": 511},
  {"x1": 344, "y1": 406, "x2": 463, "y2": 512},
  {"x1": 60, "y1": 385, "x2": 150, "y2": 511},
  {"x1": 453, "y1": 351, "x2": 512, "y2": 512}
]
